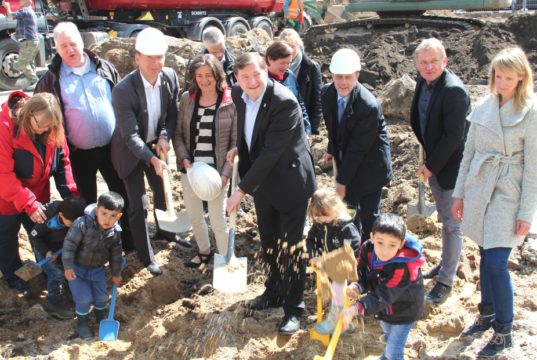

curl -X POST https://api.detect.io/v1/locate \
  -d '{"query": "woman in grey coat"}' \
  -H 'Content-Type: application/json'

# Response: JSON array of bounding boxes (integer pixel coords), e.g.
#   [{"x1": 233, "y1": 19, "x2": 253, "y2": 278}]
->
[{"x1": 452, "y1": 47, "x2": 537, "y2": 358}]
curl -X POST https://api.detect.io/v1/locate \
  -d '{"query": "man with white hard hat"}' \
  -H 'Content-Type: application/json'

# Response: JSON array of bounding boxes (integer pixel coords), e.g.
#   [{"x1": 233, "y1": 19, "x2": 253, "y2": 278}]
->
[
  {"x1": 111, "y1": 27, "x2": 184, "y2": 276},
  {"x1": 321, "y1": 48, "x2": 393, "y2": 239}
]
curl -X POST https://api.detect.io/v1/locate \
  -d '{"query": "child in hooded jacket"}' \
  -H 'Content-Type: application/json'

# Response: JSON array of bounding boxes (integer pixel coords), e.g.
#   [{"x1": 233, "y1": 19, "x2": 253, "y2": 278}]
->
[
  {"x1": 306, "y1": 188, "x2": 361, "y2": 334},
  {"x1": 339, "y1": 213, "x2": 425, "y2": 360}
]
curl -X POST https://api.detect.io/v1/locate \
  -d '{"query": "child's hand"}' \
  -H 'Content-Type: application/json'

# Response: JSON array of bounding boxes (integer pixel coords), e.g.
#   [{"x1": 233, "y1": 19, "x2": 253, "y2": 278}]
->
[
  {"x1": 46, "y1": 251, "x2": 57, "y2": 262},
  {"x1": 346, "y1": 282, "x2": 363, "y2": 299},
  {"x1": 309, "y1": 257, "x2": 319, "y2": 267},
  {"x1": 112, "y1": 276, "x2": 121, "y2": 285},
  {"x1": 64, "y1": 269, "x2": 76, "y2": 281},
  {"x1": 338, "y1": 302, "x2": 364, "y2": 330}
]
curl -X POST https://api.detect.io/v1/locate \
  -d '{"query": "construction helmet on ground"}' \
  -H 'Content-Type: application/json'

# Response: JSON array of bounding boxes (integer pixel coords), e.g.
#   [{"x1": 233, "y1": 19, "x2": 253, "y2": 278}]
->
[
  {"x1": 329, "y1": 48, "x2": 361, "y2": 74},
  {"x1": 135, "y1": 27, "x2": 168, "y2": 56},
  {"x1": 187, "y1": 162, "x2": 222, "y2": 201}
]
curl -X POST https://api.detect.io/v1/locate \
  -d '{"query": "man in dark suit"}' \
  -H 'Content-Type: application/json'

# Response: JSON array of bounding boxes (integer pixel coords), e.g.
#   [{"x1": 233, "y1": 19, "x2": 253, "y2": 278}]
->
[
  {"x1": 111, "y1": 27, "x2": 186, "y2": 276},
  {"x1": 321, "y1": 48, "x2": 393, "y2": 240},
  {"x1": 410, "y1": 38, "x2": 470, "y2": 304},
  {"x1": 226, "y1": 52, "x2": 316, "y2": 335}
]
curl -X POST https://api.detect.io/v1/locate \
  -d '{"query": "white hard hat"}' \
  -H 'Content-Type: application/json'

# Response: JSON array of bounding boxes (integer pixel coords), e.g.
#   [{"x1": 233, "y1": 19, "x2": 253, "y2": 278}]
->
[
  {"x1": 187, "y1": 162, "x2": 222, "y2": 201},
  {"x1": 329, "y1": 48, "x2": 361, "y2": 74},
  {"x1": 135, "y1": 27, "x2": 168, "y2": 56}
]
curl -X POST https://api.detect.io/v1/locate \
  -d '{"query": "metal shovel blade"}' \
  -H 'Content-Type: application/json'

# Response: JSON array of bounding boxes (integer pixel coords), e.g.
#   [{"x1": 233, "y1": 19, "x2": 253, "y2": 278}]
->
[
  {"x1": 99, "y1": 284, "x2": 120, "y2": 341},
  {"x1": 155, "y1": 208, "x2": 191, "y2": 233},
  {"x1": 407, "y1": 181, "x2": 436, "y2": 218},
  {"x1": 14, "y1": 263, "x2": 42, "y2": 282},
  {"x1": 213, "y1": 229, "x2": 248, "y2": 293}
]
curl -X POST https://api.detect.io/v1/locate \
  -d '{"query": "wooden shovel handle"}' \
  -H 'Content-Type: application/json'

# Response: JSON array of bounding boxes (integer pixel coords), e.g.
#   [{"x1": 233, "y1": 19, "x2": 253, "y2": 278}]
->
[
  {"x1": 229, "y1": 155, "x2": 239, "y2": 229},
  {"x1": 159, "y1": 151, "x2": 175, "y2": 214}
]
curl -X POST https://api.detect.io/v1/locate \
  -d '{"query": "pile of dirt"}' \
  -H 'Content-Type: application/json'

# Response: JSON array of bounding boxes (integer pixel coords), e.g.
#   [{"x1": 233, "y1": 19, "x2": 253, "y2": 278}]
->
[{"x1": 1, "y1": 12, "x2": 537, "y2": 360}]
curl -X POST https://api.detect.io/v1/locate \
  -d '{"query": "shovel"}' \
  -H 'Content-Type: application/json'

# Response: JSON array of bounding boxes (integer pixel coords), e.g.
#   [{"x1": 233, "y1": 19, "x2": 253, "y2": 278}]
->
[
  {"x1": 213, "y1": 155, "x2": 247, "y2": 293},
  {"x1": 15, "y1": 249, "x2": 62, "y2": 281},
  {"x1": 155, "y1": 151, "x2": 191, "y2": 233},
  {"x1": 408, "y1": 146, "x2": 436, "y2": 218},
  {"x1": 98, "y1": 257, "x2": 126, "y2": 341}
]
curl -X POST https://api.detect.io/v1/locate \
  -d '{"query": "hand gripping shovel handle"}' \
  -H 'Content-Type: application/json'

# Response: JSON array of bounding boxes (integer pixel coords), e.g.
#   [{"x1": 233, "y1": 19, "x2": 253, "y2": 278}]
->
[
  {"x1": 159, "y1": 151, "x2": 175, "y2": 216},
  {"x1": 225, "y1": 155, "x2": 239, "y2": 263},
  {"x1": 37, "y1": 249, "x2": 63, "y2": 267}
]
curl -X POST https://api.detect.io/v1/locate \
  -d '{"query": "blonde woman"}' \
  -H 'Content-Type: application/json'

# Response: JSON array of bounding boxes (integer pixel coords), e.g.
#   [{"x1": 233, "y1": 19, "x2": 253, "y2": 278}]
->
[
  {"x1": 0, "y1": 93, "x2": 78, "y2": 295},
  {"x1": 452, "y1": 47, "x2": 537, "y2": 357}
]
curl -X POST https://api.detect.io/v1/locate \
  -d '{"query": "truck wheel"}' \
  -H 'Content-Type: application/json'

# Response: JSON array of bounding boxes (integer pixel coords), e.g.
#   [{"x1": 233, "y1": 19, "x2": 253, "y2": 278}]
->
[
  {"x1": 227, "y1": 21, "x2": 249, "y2": 37},
  {"x1": 0, "y1": 38, "x2": 24, "y2": 91},
  {"x1": 255, "y1": 20, "x2": 273, "y2": 39}
]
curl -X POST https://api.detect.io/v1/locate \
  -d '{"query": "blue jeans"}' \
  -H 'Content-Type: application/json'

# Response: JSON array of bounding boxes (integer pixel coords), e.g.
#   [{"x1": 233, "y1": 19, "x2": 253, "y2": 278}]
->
[
  {"x1": 380, "y1": 321, "x2": 415, "y2": 360},
  {"x1": 34, "y1": 250, "x2": 64, "y2": 302},
  {"x1": 0, "y1": 213, "x2": 33, "y2": 283},
  {"x1": 67, "y1": 264, "x2": 108, "y2": 315},
  {"x1": 479, "y1": 247, "x2": 513, "y2": 325}
]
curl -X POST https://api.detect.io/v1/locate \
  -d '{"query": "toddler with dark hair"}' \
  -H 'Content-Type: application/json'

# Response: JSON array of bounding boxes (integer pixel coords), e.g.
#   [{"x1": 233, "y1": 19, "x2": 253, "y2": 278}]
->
[{"x1": 63, "y1": 191, "x2": 124, "y2": 340}]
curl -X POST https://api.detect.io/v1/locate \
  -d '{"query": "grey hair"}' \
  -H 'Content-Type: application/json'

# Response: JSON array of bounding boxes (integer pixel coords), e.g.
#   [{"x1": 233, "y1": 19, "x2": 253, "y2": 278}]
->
[
  {"x1": 53, "y1": 22, "x2": 83, "y2": 45},
  {"x1": 414, "y1": 38, "x2": 446, "y2": 61},
  {"x1": 202, "y1": 26, "x2": 225, "y2": 45}
]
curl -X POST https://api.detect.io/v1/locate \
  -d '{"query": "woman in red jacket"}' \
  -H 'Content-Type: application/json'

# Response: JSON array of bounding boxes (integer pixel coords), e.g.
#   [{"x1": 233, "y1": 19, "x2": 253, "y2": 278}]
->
[{"x1": 0, "y1": 92, "x2": 78, "y2": 296}]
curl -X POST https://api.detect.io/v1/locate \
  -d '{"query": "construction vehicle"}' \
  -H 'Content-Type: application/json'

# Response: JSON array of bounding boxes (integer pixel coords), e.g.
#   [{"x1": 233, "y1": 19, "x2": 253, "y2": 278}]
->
[{"x1": 0, "y1": 0, "x2": 296, "y2": 90}]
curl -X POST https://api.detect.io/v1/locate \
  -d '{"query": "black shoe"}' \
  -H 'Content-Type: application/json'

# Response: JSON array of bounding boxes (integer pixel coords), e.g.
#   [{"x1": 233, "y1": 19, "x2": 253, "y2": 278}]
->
[
  {"x1": 184, "y1": 251, "x2": 213, "y2": 268},
  {"x1": 426, "y1": 282, "x2": 451, "y2": 305},
  {"x1": 146, "y1": 261, "x2": 163, "y2": 276},
  {"x1": 7, "y1": 278, "x2": 30, "y2": 298},
  {"x1": 44, "y1": 299, "x2": 74, "y2": 320},
  {"x1": 155, "y1": 230, "x2": 192, "y2": 248},
  {"x1": 477, "y1": 321, "x2": 512, "y2": 358},
  {"x1": 75, "y1": 313, "x2": 93, "y2": 340},
  {"x1": 423, "y1": 264, "x2": 440, "y2": 279},
  {"x1": 279, "y1": 315, "x2": 300, "y2": 335},
  {"x1": 461, "y1": 303, "x2": 495, "y2": 337},
  {"x1": 248, "y1": 294, "x2": 283, "y2": 310}
]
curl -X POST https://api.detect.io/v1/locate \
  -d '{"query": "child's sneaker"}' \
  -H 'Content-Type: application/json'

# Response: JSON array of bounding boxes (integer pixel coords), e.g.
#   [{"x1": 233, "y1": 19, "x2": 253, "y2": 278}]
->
[
  {"x1": 314, "y1": 303, "x2": 343, "y2": 335},
  {"x1": 44, "y1": 299, "x2": 74, "y2": 320}
]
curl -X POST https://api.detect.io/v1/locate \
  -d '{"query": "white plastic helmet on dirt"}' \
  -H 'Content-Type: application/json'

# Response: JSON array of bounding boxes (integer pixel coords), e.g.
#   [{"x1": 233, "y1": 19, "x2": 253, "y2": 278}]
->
[
  {"x1": 187, "y1": 162, "x2": 222, "y2": 201},
  {"x1": 329, "y1": 48, "x2": 361, "y2": 74},
  {"x1": 135, "y1": 27, "x2": 168, "y2": 56}
]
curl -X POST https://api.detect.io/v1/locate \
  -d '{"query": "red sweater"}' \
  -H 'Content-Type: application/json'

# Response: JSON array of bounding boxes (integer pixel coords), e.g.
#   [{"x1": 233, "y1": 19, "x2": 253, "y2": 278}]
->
[{"x1": 0, "y1": 91, "x2": 78, "y2": 216}]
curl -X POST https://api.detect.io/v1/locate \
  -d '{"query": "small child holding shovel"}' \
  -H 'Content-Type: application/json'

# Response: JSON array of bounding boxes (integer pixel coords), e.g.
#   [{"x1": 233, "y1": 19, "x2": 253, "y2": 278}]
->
[
  {"x1": 339, "y1": 213, "x2": 425, "y2": 360},
  {"x1": 29, "y1": 197, "x2": 86, "y2": 320},
  {"x1": 306, "y1": 188, "x2": 362, "y2": 334},
  {"x1": 62, "y1": 192, "x2": 124, "y2": 340}
]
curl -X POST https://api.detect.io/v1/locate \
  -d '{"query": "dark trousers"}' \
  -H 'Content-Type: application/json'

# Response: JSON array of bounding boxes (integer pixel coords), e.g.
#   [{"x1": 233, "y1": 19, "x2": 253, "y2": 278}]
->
[
  {"x1": 0, "y1": 213, "x2": 33, "y2": 282},
  {"x1": 254, "y1": 195, "x2": 308, "y2": 317},
  {"x1": 70, "y1": 144, "x2": 133, "y2": 250},
  {"x1": 122, "y1": 161, "x2": 166, "y2": 265},
  {"x1": 353, "y1": 188, "x2": 382, "y2": 241}
]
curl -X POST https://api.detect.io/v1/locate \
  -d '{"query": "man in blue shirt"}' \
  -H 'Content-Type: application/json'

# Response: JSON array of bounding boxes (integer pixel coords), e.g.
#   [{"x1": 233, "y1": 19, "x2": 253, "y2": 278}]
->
[
  {"x1": 3, "y1": 0, "x2": 39, "y2": 84},
  {"x1": 35, "y1": 22, "x2": 133, "y2": 251}
]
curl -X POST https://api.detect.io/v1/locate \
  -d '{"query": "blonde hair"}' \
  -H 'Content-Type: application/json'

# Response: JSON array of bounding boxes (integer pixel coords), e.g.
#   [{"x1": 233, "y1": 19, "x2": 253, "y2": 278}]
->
[
  {"x1": 308, "y1": 188, "x2": 349, "y2": 223},
  {"x1": 18, "y1": 93, "x2": 65, "y2": 147},
  {"x1": 278, "y1": 28, "x2": 304, "y2": 53},
  {"x1": 489, "y1": 47, "x2": 534, "y2": 111}
]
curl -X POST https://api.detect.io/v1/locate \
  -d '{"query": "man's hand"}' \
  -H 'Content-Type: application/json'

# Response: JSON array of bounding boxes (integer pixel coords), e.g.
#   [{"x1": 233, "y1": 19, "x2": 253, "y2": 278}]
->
[
  {"x1": 226, "y1": 189, "x2": 244, "y2": 216},
  {"x1": 64, "y1": 269, "x2": 76, "y2": 281},
  {"x1": 451, "y1": 198, "x2": 464, "y2": 222},
  {"x1": 515, "y1": 220, "x2": 531, "y2": 237},
  {"x1": 416, "y1": 164, "x2": 433, "y2": 181},
  {"x1": 226, "y1": 147, "x2": 238, "y2": 165},
  {"x1": 150, "y1": 156, "x2": 169, "y2": 177},
  {"x1": 323, "y1": 152, "x2": 333, "y2": 166},
  {"x1": 336, "y1": 182, "x2": 346, "y2": 199},
  {"x1": 30, "y1": 202, "x2": 47, "y2": 224},
  {"x1": 155, "y1": 137, "x2": 170, "y2": 156},
  {"x1": 112, "y1": 276, "x2": 122, "y2": 286}
]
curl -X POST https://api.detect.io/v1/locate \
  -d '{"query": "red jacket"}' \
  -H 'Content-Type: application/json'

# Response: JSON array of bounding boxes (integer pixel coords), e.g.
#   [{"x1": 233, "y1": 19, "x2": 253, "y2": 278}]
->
[{"x1": 0, "y1": 91, "x2": 78, "y2": 216}]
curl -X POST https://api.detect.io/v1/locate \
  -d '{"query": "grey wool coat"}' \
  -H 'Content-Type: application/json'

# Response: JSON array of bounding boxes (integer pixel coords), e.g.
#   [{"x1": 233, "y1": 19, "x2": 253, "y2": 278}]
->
[{"x1": 453, "y1": 94, "x2": 537, "y2": 249}]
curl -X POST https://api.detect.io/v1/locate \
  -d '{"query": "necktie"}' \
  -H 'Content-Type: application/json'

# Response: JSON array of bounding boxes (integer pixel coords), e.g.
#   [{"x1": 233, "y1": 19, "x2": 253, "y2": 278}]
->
[{"x1": 338, "y1": 98, "x2": 346, "y2": 124}]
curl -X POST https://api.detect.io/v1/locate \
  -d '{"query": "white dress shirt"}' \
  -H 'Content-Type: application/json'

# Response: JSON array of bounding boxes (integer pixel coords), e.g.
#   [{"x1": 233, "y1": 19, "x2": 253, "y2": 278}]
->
[
  {"x1": 141, "y1": 74, "x2": 162, "y2": 143},
  {"x1": 241, "y1": 83, "x2": 267, "y2": 150}
]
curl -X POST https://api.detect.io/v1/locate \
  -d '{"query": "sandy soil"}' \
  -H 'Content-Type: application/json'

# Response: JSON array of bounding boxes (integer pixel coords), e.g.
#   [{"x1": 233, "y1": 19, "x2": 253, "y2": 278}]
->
[{"x1": 1, "y1": 11, "x2": 537, "y2": 360}]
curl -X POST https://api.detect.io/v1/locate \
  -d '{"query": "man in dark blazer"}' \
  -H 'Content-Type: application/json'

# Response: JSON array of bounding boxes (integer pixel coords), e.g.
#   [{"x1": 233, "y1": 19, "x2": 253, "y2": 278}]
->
[
  {"x1": 111, "y1": 27, "x2": 185, "y2": 276},
  {"x1": 410, "y1": 38, "x2": 470, "y2": 304},
  {"x1": 321, "y1": 48, "x2": 393, "y2": 240},
  {"x1": 226, "y1": 52, "x2": 316, "y2": 335}
]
